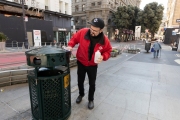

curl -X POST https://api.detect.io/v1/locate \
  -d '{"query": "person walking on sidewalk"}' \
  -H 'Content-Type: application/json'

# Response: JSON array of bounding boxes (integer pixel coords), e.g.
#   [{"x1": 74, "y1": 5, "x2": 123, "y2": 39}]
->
[
  {"x1": 65, "y1": 18, "x2": 112, "y2": 109},
  {"x1": 152, "y1": 40, "x2": 161, "y2": 58}
]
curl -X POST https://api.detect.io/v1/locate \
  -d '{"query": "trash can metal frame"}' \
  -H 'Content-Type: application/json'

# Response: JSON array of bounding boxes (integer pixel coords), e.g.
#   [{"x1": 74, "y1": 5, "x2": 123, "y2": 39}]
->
[
  {"x1": 25, "y1": 46, "x2": 71, "y2": 120},
  {"x1": 145, "y1": 42, "x2": 151, "y2": 52},
  {"x1": 28, "y1": 71, "x2": 71, "y2": 120}
]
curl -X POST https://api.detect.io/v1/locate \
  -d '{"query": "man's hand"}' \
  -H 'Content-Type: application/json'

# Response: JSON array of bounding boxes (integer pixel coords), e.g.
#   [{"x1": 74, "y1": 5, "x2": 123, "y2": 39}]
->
[
  {"x1": 96, "y1": 55, "x2": 103, "y2": 64},
  {"x1": 62, "y1": 46, "x2": 73, "y2": 51}
]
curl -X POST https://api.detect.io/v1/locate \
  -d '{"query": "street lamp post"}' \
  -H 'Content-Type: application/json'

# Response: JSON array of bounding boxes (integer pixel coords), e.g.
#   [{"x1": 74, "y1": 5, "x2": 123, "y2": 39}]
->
[
  {"x1": 175, "y1": 19, "x2": 180, "y2": 52},
  {"x1": 21, "y1": 0, "x2": 28, "y2": 49},
  {"x1": 178, "y1": 22, "x2": 180, "y2": 51}
]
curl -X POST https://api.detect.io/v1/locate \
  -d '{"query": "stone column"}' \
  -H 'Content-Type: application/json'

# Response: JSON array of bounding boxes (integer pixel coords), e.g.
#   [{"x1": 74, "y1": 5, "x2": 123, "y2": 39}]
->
[
  {"x1": 86, "y1": 12, "x2": 90, "y2": 28},
  {"x1": 103, "y1": 18, "x2": 108, "y2": 36},
  {"x1": 102, "y1": 10, "x2": 109, "y2": 38},
  {"x1": 110, "y1": 27, "x2": 115, "y2": 40}
]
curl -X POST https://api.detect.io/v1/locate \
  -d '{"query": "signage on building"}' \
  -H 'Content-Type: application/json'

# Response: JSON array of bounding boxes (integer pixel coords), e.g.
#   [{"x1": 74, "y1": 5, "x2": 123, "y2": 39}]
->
[
  {"x1": 174, "y1": 29, "x2": 179, "y2": 32},
  {"x1": 176, "y1": 19, "x2": 180, "y2": 23},
  {"x1": 24, "y1": 16, "x2": 28, "y2": 22},
  {"x1": 33, "y1": 30, "x2": 41, "y2": 47},
  {"x1": 172, "y1": 31, "x2": 176, "y2": 35},
  {"x1": 58, "y1": 28, "x2": 67, "y2": 31},
  {"x1": 135, "y1": 26, "x2": 141, "y2": 39}
]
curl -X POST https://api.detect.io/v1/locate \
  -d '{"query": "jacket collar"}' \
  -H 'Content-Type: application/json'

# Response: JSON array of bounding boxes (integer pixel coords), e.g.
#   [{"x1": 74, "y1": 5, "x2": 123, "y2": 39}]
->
[{"x1": 84, "y1": 29, "x2": 105, "y2": 45}]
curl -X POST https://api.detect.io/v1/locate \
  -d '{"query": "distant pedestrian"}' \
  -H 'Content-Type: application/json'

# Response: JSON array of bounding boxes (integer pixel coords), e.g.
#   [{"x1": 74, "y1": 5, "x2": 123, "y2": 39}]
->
[
  {"x1": 152, "y1": 40, "x2": 161, "y2": 58},
  {"x1": 53, "y1": 40, "x2": 57, "y2": 46}
]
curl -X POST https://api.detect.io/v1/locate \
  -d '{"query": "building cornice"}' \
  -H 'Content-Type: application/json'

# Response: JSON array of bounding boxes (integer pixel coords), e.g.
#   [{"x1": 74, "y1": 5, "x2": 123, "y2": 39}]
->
[
  {"x1": 0, "y1": 0, "x2": 27, "y2": 9},
  {"x1": 0, "y1": 1, "x2": 72, "y2": 18},
  {"x1": 44, "y1": 10, "x2": 72, "y2": 18}
]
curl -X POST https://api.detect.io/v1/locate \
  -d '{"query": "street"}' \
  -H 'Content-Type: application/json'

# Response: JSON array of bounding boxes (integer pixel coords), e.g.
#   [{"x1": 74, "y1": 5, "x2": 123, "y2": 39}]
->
[
  {"x1": 0, "y1": 52, "x2": 26, "y2": 70},
  {"x1": 1, "y1": 0, "x2": 180, "y2": 119},
  {"x1": 1, "y1": 40, "x2": 180, "y2": 120},
  {"x1": 1, "y1": 40, "x2": 180, "y2": 89}
]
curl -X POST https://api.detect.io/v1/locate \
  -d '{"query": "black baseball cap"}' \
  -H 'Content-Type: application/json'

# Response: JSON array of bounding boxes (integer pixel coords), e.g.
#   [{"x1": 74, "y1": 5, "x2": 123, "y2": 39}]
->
[{"x1": 88, "y1": 18, "x2": 105, "y2": 29}]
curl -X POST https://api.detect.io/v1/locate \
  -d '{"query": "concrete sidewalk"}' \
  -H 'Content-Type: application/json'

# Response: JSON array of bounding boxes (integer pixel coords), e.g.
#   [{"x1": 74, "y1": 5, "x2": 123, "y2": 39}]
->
[{"x1": 1, "y1": 40, "x2": 180, "y2": 120}]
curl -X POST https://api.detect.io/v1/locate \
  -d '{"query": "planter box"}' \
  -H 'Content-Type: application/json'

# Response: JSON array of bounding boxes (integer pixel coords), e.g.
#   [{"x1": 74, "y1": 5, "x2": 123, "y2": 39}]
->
[
  {"x1": 137, "y1": 49, "x2": 140, "y2": 52},
  {"x1": 172, "y1": 47, "x2": 177, "y2": 51},
  {"x1": 127, "y1": 49, "x2": 140, "y2": 54},
  {"x1": 117, "y1": 49, "x2": 122, "y2": 54},
  {"x1": 115, "y1": 51, "x2": 119, "y2": 56},
  {"x1": 111, "y1": 48, "x2": 122, "y2": 57},
  {"x1": 111, "y1": 52, "x2": 117, "y2": 57}
]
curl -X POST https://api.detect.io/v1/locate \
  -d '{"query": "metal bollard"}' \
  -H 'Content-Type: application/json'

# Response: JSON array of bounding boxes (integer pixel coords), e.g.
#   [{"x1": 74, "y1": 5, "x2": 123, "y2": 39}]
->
[
  {"x1": 60, "y1": 42, "x2": 62, "y2": 48},
  {"x1": 17, "y1": 42, "x2": 19, "y2": 51},
  {"x1": 22, "y1": 42, "x2": 25, "y2": 50}
]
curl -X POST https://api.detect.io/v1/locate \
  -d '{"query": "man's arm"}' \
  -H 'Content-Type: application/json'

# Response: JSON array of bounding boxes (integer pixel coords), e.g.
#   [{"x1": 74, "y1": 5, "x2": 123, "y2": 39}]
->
[
  {"x1": 68, "y1": 30, "x2": 82, "y2": 48},
  {"x1": 102, "y1": 40, "x2": 112, "y2": 61},
  {"x1": 96, "y1": 42, "x2": 112, "y2": 64},
  {"x1": 64, "y1": 30, "x2": 82, "y2": 51}
]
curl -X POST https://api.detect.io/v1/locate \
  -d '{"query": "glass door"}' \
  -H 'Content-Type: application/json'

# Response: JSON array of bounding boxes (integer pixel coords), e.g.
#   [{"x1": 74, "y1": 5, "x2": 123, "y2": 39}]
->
[{"x1": 58, "y1": 31, "x2": 66, "y2": 45}]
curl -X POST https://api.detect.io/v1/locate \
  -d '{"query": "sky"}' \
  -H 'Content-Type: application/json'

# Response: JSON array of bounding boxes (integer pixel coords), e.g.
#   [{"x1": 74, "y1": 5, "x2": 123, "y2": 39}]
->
[{"x1": 140, "y1": 0, "x2": 168, "y2": 13}]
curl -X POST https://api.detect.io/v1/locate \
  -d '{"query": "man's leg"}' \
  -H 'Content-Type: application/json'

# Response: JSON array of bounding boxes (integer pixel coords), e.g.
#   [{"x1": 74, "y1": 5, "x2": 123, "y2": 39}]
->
[
  {"x1": 87, "y1": 65, "x2": 97, "y2": 101},
  {"x1": 77, "y1": 61, "x2": 86, "y2": 102},
  {"x1": 157, "y1": 50, "x2": 159, "y2": 57},
  {"x1": 86, "y1": 65, "x2": 97, "y2": 109},
  {"x1": 153, "y1": 51, "x2": 156, "y2": 58}
]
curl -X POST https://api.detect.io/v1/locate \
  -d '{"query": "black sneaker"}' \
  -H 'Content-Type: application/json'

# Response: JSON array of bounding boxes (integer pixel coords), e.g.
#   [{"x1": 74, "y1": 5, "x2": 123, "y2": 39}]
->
[
  {"x1": 88, "y1": 101, "x2": 94, "y2": 109},
  {"x1": 76, "y1": 95, "x2": 83, "y2": 104}
]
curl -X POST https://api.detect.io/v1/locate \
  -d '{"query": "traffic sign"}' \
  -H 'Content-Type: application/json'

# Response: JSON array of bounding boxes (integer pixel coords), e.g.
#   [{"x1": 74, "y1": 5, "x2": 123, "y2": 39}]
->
[
  {"x1": 176, "y1": 19, "x2": 180, "y2": 23},
  {"x1": 24, "y1": 16, "x2": 28, "y2": 22}
]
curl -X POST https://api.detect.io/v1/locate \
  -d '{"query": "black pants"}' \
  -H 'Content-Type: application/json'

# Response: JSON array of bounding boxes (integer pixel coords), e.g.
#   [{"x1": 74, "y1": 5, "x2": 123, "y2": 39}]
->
[{"x1": 77, "y1": 60, "x2": 97, "y2": 101}]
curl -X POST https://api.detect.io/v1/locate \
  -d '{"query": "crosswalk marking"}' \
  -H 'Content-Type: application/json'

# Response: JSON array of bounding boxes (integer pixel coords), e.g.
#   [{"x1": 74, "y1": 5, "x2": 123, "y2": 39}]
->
[
  {"x1": 175, "y1": 54, "x2": 180, "y2": 57},
  {"x1": 174, "y1": 59, "x2": 180, "y2": 64}
]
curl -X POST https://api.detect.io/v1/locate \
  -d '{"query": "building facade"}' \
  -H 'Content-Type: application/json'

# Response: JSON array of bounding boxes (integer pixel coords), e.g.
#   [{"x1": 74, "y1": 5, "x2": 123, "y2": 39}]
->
[
  {"x1": 157, "y1": 14, "x2": 167, "y2": 39},
  {"x1": 72, "y1": 0, "x2": 141, "y2": 40},
  {"x1": 0, "y1": 0, "x2": 72, "y2": 46},
  {"x1": 166, "y1": 0, "x2": 180, "y2": 28}
]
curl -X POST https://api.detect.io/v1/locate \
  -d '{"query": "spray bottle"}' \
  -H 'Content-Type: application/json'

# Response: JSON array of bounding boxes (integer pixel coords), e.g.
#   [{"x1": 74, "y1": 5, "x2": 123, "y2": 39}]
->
[{"x1": 94, "y1": 50, "x2": 101, "y2": 63}]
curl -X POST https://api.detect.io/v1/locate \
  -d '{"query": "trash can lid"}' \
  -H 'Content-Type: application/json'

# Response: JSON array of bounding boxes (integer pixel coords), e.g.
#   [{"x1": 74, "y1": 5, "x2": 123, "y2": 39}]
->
[{"x1": 25, "y1": 46, "x2": 69, "y2": 56}]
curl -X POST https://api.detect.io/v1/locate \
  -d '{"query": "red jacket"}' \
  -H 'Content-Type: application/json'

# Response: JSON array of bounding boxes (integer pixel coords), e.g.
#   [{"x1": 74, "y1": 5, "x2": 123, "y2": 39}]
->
[{"x1": 68, "y1": 28, "x2": 112, "y2": 66}]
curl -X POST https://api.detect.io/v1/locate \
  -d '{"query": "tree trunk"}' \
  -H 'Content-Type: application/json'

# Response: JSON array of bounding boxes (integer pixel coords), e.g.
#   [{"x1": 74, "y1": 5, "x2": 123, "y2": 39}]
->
[
  {"x1": 125, "y1": 34, "x2": 128, "y2": 42},
  {"x1": 152, "y1": 33, "x2": 154, "y2": 40},
  {"x1": 118, "y1": 29, "x2": 122, "y2": 42},
  {"x1": 127, "y1": 34, "x2": 130, "y2": 41}
]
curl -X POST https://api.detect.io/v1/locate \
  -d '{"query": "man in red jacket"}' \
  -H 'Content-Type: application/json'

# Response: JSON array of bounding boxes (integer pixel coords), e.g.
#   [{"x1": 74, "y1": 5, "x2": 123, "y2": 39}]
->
[{"x1": 66, "y1": 18, "x2": 112, "y2": 109}]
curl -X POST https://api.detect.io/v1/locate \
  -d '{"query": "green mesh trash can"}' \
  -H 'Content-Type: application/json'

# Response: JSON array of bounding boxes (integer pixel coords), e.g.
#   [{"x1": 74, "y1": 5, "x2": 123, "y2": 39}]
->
[
  {"x1": 25, "y1": 46, "x2": 71, "y2": 120},
  {"x1": 145, "y1": 41, "x2": 151, "y2": 53}
]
